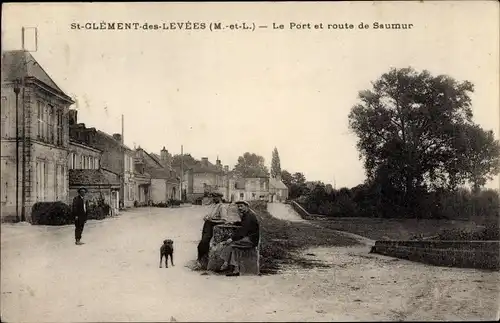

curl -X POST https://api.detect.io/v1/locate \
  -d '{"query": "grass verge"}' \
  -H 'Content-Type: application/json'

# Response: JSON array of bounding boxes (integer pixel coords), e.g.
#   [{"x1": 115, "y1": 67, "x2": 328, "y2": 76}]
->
[
  {"x1": 250, "y1": 201, "x2": 360, "y2": 275},
  {"x1": 310, "y1": 217, "x2": 490, "y2": 241}
]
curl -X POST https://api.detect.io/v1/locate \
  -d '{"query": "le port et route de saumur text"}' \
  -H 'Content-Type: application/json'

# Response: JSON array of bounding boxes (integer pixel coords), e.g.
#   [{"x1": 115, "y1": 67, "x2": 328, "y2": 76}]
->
[{"x1": 70, "y1": 21, "x2": 414, "y2": 32}]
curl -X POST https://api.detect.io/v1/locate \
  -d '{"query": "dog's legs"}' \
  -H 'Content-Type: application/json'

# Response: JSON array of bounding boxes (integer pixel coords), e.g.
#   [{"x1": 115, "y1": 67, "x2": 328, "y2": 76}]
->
[
  {"x1": 165, "y1": 254, "x2": 169, "y2": 268},
  {"x1": 170, "y1": 253, "x2": 174, "y2": 267},
  {"x1": 159, "y1": 252, "x2": 163, "y2": 268}
]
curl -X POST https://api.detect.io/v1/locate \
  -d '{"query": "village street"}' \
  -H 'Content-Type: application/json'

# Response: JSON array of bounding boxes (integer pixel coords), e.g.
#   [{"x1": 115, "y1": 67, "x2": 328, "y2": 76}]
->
[{"x1": 1, "y1": 205, "x2": 498, "y2": 322}]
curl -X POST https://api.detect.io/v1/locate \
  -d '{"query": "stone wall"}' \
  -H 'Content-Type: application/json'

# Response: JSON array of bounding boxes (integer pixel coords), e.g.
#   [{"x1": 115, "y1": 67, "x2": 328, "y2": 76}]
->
[
  {"x1": 151, "y1": 178, "x2": 167, "y2": 203},
  {"x1": 371, "y1": 240, "x2": 500, "y2": 270}
]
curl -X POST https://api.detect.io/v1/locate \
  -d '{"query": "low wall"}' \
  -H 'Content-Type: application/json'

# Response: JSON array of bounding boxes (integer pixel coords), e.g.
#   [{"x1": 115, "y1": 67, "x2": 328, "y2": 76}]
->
[
  {"x1": 371, "y1": 240, "x2": 500, "y2": 270},
  {"x1": 290, "y1": 201, "x2": 312, "y2": 219}
]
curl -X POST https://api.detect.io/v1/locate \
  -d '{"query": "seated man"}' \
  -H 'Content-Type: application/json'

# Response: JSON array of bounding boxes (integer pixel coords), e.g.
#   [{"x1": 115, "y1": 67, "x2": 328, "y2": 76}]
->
[{"x1": 219, "y1": 201, "x2": 260, "y2": 276}]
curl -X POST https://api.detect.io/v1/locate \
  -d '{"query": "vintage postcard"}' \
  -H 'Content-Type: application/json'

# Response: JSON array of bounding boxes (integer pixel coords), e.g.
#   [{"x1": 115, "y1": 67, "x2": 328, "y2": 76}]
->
[{"x1": 1, "y1": 1, "x2": 499, "y2": 322}]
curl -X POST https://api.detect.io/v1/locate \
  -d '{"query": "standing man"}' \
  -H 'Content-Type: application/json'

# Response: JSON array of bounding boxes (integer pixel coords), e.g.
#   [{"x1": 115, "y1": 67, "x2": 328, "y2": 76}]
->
[
  {"x1": 219, "y1": 200, "x2": 260, "y2": 276},
  {"x1": 73, "y1": 187, "x2": 88, "y2": 245}
]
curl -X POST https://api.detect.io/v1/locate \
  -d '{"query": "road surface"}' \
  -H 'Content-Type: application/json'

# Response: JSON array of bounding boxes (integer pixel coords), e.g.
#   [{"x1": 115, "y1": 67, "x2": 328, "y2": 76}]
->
[{"x1": 1, "y1": 205, "x2": 498, "y2": 322}]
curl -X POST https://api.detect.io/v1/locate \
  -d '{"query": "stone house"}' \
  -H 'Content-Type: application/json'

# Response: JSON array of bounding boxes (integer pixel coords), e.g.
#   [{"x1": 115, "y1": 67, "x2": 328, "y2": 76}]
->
[
  {"x1": 182, "y1": 157, "x2": 227, "y2": 203},
  {"x1": 1, "y1": 50, "x2": 73, "y2": 222},
  {"x1": 269, "y1": 176, "x2": 289, "y2": 202},
  {"x1": 69, "y1": 109, "x2": 135, "y2": 209},
  {"x1": 68, "y1": 139, "x2": 120, "y2": 215},
  {"x1": 226, "y1": 172, "x2": 270, "y2": 203},
  {"x1": 134, "y1": 147, "x2": 179, "y2": 204}
]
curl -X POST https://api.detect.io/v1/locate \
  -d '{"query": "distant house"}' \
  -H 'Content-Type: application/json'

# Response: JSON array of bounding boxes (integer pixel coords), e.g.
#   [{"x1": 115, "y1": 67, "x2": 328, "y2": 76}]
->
[
  {"x1": 68, "y1": 139, "x2": 120, "y2": 215},
  {"x1": 183, "y1": 157, "x2": 226, "y2": 203},
  {"x1": 269, "y1": 176, "x2": 289, "y2": 202},
  {"x1": 134, "y1": 147, "x2": 179, "y2": 204},
  {"x1": 1, "y1": 50, "x2": 74, "y2": 222},
  {"x1": 226, "y1": 171, "x2": 270, "y2": 203}
]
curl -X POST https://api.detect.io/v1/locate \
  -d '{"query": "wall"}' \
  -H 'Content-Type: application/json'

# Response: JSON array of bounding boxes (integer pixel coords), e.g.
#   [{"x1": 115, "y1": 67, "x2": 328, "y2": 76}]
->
[
  {"x1": 1, "y1": 83, "x2": 71, "y2": 222},
  {"x1": 123, "y1": 152, "x2": 135, "y2": 207},
  {"x1": 151, "y1": 178, "x2": 167, "y2": 203},
  {"x1": 68, "y1": 141, "x2": 101, "y2": 169},
  {"x1": 371, "y1": 240, "x2": 500, "y2": 270},
  {"x1": 192, "y1": 172, "x2": 217, "y2": 194}
]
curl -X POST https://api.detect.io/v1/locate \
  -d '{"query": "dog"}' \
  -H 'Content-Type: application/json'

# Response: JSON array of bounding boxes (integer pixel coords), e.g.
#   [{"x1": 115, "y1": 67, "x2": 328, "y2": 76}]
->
[{"x1": 159, "y1": 239, "x2": 174, "y2": 268}]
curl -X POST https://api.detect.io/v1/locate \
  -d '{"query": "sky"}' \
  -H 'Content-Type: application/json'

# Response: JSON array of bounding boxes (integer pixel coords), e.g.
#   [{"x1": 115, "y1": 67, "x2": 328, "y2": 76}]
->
[{"x1": 2, "y1": 2, "x2": 499, "y2": 189}]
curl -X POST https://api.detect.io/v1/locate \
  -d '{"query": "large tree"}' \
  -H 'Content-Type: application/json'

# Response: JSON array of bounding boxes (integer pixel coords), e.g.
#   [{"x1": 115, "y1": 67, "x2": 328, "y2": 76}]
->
[
  {"x1": 348, "y1": 67, "x2": 500, "y2": 208},
  {"x1": 233, "y1": 152, "x2": 270, "y2": 178},
  {"x1": 280, "y1": 170, "x2": 293, "y2": 188},
  {"x1": 171, "y1": 154, "x2": 198, "y2": 168},
  {"x1": 271, "y1": 147, "x2": 282, "y2": 178}
]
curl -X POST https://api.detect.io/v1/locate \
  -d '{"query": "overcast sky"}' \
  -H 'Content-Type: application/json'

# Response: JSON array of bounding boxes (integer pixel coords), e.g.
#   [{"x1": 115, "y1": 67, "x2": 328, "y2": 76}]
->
[{"x1": 2, "y1": 2, "x2": 499, "y2": 188}]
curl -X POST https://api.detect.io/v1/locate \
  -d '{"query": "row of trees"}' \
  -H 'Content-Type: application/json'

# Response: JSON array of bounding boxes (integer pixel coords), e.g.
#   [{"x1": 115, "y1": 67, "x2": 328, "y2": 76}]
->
[{"x1": 169, "y1": 67, "x2": 500, "y2": 221}]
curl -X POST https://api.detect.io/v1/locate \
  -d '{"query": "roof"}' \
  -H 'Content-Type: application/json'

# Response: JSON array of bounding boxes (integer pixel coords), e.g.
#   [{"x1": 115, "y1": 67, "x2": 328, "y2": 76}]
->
[
  {"x1": 2, "y1": 50, "x2": 73, "y2": 102},
  {"x1": 189, "y1": 160, "x2": 223, "y2": 174},
  {"x1": 96, "y1": 130, "x2": 133, "y2": 151},
  {"x1": 269, "y1": 177, "x2": 288, "y2": 190},
  {"x1": 69, "y1": 169, "x2": 120, "y2": 187},
  {"x1": 69, "y1": 139, "x2": 103, "y2": 153}
]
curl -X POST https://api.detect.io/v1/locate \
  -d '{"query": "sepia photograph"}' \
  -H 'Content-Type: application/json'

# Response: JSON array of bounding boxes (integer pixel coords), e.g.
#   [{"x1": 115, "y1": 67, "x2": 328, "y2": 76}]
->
[{"x1": 1, "y1": 1, "x2": 499, "y2": 322}]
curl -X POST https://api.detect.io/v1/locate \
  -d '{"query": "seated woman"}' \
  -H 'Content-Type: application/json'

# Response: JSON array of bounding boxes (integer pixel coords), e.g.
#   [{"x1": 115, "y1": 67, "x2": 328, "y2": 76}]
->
[
  {"x1": 197, "y1": 197, "x2": 226, "y2": 267},
  {"x1": 219, "y1": 201, "x2": 260, "y2": 276}
]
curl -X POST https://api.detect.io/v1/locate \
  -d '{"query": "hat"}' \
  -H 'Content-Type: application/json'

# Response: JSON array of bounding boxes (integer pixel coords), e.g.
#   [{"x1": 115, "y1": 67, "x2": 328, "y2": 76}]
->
[
  {"x1": 78, "y1": 187, "x2": 88, "y2": 193},
  {"x1": 235, "y1": 200, "x2": 249, "y2": 206}
]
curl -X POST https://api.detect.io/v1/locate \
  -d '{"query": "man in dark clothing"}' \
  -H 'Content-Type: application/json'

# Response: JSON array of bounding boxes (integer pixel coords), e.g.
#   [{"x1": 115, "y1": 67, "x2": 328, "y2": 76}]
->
[
  {"x1": 73, "y1": 187, "x2": 88, "y2": 245},
  {"x1": 220, "y1": 200, "x2": 260, "y2": 276}
]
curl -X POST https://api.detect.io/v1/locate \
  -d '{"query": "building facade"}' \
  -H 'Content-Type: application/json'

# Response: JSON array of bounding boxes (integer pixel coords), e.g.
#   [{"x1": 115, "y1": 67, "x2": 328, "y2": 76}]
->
[
  {"x1": 134, "y1": 147, "x2": 179, "y2": 204},
  {"x1": 182, "y1": 157, "x2": 226, "y2": 202},
  {"x1": 1, "y1": 50, "x2": 73, "y2": 222},
  {"x1": 269, "y1": 176, "x2": 289, "y2": 202},
  {"x1": 69, "y1": 110, "x2": 135, "y2": 210}
]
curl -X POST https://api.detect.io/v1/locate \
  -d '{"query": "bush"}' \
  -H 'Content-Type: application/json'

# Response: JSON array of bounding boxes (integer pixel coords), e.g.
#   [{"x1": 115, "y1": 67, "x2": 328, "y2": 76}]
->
[
  {"x1": 168, "y1": 199, "x2": 182, "y2": 207},
  {"x1": 31, "y1": 202, "x2": 72, "y2": 225},
  {"x1": 437, "y1": 224, "x2": 499, "y2": 241}
]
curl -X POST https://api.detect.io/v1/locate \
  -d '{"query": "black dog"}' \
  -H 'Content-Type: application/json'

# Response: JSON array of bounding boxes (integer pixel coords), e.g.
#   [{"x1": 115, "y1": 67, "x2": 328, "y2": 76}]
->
[{"x1": 160, "y1": 239, "x2": 174, "y2": 268}]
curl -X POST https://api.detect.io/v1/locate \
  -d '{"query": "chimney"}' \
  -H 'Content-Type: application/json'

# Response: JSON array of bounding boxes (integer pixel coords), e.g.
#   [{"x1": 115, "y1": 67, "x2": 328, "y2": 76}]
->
[
  {"x1": 201, "y1": 157, "x2": 209, "y2": 166},
  {"x1": 69, "y1": 109, "x2": 78, "y2": 125},
  {"x1": 160, "y1": 146, "x2": 171, "y2": 167},
  {"x1": 161, "y1": 147, "x2": 168, "y2": 160},
  {"x1": 112, "y1": 133, "x2": 122, "y2": 142}
]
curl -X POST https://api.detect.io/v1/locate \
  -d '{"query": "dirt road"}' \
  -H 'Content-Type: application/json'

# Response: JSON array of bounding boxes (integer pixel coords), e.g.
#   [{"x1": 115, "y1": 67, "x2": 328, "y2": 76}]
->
[{"x1": 1, "y1": 205, "x2": 498, "y2": 322}]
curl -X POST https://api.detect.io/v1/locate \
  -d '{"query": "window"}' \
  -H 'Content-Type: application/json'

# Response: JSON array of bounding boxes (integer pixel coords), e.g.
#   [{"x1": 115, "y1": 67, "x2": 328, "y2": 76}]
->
[
  {"x1": 48, "y1": 105, "x2": 54, "y2": 144},
  {"x1": 68, "y1": 153, "x2": 74, "y2": 169},
  {"x1": 239, "y1": 193, "x2": 244, "y2": 199},
  {"x1": 1, "y1": 158, "x2": 10, "y2": 203},
  {"x1": 37, "y1": 101, "x2": 43, "y2": 138},
  {"x1": 72, "y1": 153, "x2": 76, "y2": 170},
  {"x1": 1, "y1": 96, "x2": 8, "y2": 138},
  {"x1": 252, "y1": 193, "x2": 256, "y2": 199},
  {"x1": 36, "y1": 160, "x2": 47, "y2": 201},
  {"x1": 81, "y1": 155, "x2": 85, "y2": 169},
  {"x1": 96, "y1": 158, "x2": 100, "y2": 169},
  {"x1": 57, "y1": 110, "x2": 63, "y2": 146},
  {"x1": 43, "y1": 163, "x2": 47, "y2": 199},
  {"x1": 55, "y1": 165, "x2": 59, "y2": 200}
]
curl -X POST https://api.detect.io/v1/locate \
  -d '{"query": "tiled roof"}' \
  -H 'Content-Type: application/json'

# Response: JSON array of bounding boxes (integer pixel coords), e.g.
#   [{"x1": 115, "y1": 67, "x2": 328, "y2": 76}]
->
[
  {"x1": 269, "y1": 177, "x2": 288, "y2": 190},
  {"x1": 2, "y1": 50, "x2": 72, "y2": 101},
  {"x1": 69, "y1": 169, "x2": 119, "y2": 186},
  {"x1": 189, "y1": 160, "x2": 223, "y2": 174},
  {"x1": 96, "y1": 130, "x2": 133, "y2": 151}
]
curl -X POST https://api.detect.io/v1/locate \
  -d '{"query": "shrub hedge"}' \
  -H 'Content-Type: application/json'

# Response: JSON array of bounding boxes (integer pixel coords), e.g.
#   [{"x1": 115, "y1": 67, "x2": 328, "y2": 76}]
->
[{"x1": 31, "y1": 202, "x2": 72, "y2": 225}]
